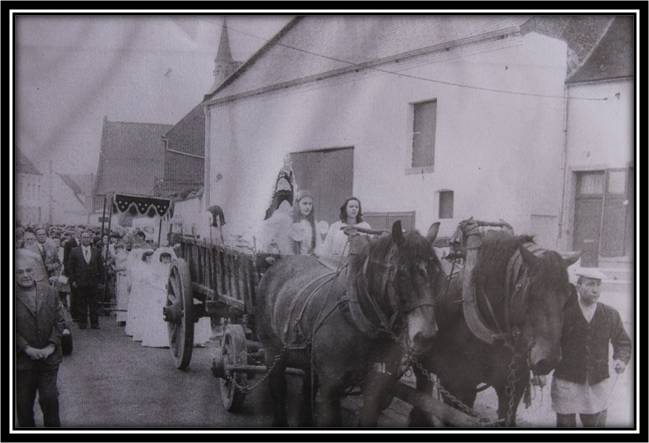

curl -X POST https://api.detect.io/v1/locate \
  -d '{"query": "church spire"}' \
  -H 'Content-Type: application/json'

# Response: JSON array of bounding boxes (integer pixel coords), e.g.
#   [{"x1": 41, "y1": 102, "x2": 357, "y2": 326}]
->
[
  {"x1": 207, "y1": 18, "x2": 241, "y2": 94},
  {"x1": 215, "y1": 18, "x2": 234, "y2": 63}
]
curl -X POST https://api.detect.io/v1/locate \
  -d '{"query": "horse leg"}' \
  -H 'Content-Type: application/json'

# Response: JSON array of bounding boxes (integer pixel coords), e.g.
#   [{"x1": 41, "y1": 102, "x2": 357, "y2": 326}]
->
[
  {"x1": 316, "y1": 376, "x2": 343, "y2": 427},
  {"x1": 408, "y1": 364, "x2": 435, "y2": 427},
  {"x1": 298, "y1": 366, "x2": 317, "y2": 427},
  {"x1": 267, "y1": 346, "x2": 289, "y2": 427}
]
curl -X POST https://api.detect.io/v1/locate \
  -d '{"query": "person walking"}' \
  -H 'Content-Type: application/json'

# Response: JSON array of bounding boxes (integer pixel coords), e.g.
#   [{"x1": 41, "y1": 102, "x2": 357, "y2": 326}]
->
[
  {"x1": 551, "y1": 268, "x2": 632, "y2": 427},
  {"x1": 67, "y1": 230, "x2": 104, "y2": 329},
  {"x1": 15, "y1": 255, "x2": 68, "y2": 427},
  {"x1": 63, "y1": 227, "x2": 83, "y2": 322}
]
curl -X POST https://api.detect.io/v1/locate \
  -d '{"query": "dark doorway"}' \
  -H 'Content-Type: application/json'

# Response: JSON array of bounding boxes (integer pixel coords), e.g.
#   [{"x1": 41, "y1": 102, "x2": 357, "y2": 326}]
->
[
  {"x1": 573, "y1": 168, "x2": 633, "y2": 266},
  {"x1": 290, "y1": 147, "x2": 354, "y2": 225}
]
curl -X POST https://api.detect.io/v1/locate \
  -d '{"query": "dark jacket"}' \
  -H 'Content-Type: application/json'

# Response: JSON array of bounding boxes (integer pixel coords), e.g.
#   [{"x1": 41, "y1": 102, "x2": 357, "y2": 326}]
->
[
  {"x1": 62, "y1": 237, "x2": 80, "y2": 277},
  {"x1": 15, "y1": 283, "x2": 66, "y2": 371},
  {"x1": 554, "y1": 294, "x2": 632, "y2": 385},
  {"x1": 67, "y1": 245, "x2": 104, "y2": 287}
]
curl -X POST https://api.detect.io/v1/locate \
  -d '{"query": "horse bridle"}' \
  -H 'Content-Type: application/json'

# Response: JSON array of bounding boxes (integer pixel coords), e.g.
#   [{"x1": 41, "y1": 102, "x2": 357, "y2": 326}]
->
[{"x1": 362, "y1": 249, "x2": 437, "y2": 334}]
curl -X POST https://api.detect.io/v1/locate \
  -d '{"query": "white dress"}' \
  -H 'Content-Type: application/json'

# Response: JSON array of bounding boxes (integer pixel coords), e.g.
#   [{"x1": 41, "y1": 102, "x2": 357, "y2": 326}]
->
[
  {"x1": 113, "y1": 251, "x2": 129, "y2": 324},
  {"x1": 125, "y1": 249, "x2": 150, "y2": 339},
  {"x1": 141, "y1": 248, "x2": 176, "y2": 348},
  {"x1": 317, "y1": 221, "x2": 372, "y2": 259}
]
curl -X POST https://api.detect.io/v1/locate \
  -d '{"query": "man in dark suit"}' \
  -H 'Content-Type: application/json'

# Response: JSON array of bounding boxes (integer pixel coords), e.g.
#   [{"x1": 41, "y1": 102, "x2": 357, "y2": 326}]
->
[
  {"x1": 67, "y1": 230, "x2": 104, "y2": 329},
  {"x1": 15, "y1": 255, "x2": 67, "y2": 427},
  {"x1": 63, "y1": 227, "x2": 83, "y2": 322},
  {"x1": 551, "y1": 268, "x2": 632, "y2": 427}
]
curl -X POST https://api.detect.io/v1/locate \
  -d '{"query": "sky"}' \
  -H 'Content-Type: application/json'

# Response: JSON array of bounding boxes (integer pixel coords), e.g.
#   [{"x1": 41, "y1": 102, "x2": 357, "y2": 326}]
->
[{"x1": 14, "y1": 14, "x2": 292, "y2": 175}]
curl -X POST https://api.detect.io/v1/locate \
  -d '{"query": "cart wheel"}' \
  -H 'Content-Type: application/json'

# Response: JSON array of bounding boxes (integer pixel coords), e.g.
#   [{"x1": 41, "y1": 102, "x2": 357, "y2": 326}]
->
[
  {"x1": 166, "y1": 258, "x2": 194, "y2": 370},
  {"x1": 219, "y1": 324, "x2": 247, "y2": 412}
]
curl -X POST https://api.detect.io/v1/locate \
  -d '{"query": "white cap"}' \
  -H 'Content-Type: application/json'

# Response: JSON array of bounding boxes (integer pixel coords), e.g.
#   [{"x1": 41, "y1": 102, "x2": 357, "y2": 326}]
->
[{"x1": 575, "y1": 268, "x2": 608, "y2": 281}]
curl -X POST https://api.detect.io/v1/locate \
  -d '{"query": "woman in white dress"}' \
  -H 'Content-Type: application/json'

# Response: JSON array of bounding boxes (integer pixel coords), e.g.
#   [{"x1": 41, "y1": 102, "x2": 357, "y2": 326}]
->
[
  {"x1": 125, "y1": 249, "x2": 152, "y2": 340},
  {"x1": 140, "y1": 248, "x2": 175, "y2": 348},
  {"x1": 317, "y1": 197, "x2": 371, "y2": 261},
  {"x1": 113, "y1": 243, "x2": 130, "y2": 325},
  {"x1": 289, "y1": 190, "x2": 321, "y2": 255}
]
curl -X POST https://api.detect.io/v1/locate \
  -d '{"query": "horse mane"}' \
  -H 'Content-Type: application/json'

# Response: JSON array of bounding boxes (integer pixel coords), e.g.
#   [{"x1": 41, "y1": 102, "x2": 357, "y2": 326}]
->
[
  {"x1": 472, "y1": 231, "x2": 535, "y2": 300},
  {"x1": 473, "y1": 230, "x2": 570, "y2": 301},
  {"x1": 349, "y1": 230, "x2": 434, "y2": 273}
]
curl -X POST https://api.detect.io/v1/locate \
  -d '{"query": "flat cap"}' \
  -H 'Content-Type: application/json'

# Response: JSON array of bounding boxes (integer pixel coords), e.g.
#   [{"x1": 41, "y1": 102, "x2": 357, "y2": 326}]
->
[{"x1": 575, "y1": 268, "x2": 608, "y2": 281}]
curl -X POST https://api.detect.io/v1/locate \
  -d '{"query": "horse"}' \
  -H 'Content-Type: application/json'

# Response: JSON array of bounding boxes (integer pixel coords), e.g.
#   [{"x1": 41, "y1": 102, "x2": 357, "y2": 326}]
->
[
  {"x1": 255, "y1": 221, "x2": 444, "y2": 426},
  {"x1": 409, "y1": 229, "x2": 580, "y2": 427}
]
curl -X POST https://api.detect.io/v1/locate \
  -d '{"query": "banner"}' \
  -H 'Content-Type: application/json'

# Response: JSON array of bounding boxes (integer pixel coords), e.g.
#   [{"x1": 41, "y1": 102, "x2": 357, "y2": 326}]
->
[{"x1": 112, "y1": 193, "x2": 173, "y2": 218}]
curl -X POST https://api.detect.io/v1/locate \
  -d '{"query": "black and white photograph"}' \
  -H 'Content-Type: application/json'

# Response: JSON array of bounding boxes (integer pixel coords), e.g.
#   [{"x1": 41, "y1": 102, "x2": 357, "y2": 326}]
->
[{"x1": 7, "y1": 5, "x2": 644, "y2": 439}]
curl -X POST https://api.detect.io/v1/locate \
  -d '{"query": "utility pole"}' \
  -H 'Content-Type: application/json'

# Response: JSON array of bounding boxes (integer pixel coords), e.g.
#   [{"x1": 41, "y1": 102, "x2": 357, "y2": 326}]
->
[{"x1": 48, "y1": 160, "x2": 53, "y2": 224}]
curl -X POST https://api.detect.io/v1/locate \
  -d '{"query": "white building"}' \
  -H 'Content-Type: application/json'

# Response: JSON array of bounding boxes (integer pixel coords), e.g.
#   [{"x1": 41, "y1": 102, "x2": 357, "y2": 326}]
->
[
  {"x1": 202, "y1": 16, "x2": 577, "y2": 246},
  {"x1": 560, "y1": 16, "x2": 634, "y2": 264},
  {"x1": 51, "y1": 173, "x2": 94, "y2": 225},
  {"x1": 16, "y1": 150, "x2": 45, "y2": 225}
]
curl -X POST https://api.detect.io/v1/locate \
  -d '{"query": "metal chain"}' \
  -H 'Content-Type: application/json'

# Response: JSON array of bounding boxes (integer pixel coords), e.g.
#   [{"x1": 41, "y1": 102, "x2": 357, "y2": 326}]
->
[
  {"x1": 503, "y1": 345, "x2": 525, "y2": 426},
  {"x1": 223, "y1": 347, "x2": 286, "y2": 394}
]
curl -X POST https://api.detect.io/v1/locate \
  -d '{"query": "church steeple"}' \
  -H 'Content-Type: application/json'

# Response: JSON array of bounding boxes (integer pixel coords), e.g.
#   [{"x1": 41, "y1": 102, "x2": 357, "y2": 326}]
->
[{"x1": 207, "y1": 18, "x2": 242, "y2": 94}]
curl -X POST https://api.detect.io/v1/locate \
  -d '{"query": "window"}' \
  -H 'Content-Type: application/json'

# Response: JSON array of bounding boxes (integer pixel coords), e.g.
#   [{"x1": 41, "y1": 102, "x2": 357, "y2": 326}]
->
[
  {"x1": 578, "y1": 171, "x2": 605, "y2": 195},
  {"x1": 411, "y1": 100, "x2": 437, "y2": 168},
  {"x1": 439, "y1": 190, "x2": 454, "y2": 219}
]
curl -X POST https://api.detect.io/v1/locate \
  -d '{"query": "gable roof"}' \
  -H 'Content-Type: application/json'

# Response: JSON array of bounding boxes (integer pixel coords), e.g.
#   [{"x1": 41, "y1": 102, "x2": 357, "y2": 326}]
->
[
  {"x1": 16, "y1": 150, "x2": 42, "y2": 175},
  {"x1": 206, "y1": 15, "x2": 530, "y2": 102},
  {"x1": 93, "y1": 118, "x2": 173, "y2": 196},
  {"x1": 567, "y1": 16, "x2": 634, "y2": 83},
  {"x1": 58, "y1": 173, "x2": 94, "y2": 209}
]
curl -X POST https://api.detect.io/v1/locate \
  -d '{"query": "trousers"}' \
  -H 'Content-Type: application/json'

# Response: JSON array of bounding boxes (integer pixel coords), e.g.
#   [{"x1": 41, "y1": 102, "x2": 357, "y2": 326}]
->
[
  {"x1": 76, "y1": 284, "x2": 99, "y2": 327},
  {"x1": 16, "y1": 365, "x2": 61, "y2": 427},
  {"x1": 556, "y1": 410, "x2": 607, "y2": 427}
]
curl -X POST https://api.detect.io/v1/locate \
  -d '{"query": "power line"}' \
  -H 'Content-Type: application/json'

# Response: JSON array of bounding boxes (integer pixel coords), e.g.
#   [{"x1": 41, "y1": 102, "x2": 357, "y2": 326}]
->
[{"x1": 219, "y1": 20, "x2": 609, "y2": 102}]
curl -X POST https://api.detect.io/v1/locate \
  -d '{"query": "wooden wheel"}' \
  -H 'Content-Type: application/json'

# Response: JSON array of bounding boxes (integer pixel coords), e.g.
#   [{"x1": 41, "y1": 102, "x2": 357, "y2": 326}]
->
[
  {"x1": 165, "y1": 258, "x2": 194, "y2": 370},
  {"x1": 219, "y1": 324, "x2": 247, "y2": 411}
]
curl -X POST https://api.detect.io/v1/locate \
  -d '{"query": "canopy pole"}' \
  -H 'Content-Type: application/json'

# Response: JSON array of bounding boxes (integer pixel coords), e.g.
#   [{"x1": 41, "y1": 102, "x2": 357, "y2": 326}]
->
[
  {"x1": 100, "y1": 195, "x2": 107, "y2": 239},
  {"x1": 157, "y1": 216, "x2": 163, "y2": 247},
  {"x1": 102, "y1": 194, "x2": 114, "y2": 312}
]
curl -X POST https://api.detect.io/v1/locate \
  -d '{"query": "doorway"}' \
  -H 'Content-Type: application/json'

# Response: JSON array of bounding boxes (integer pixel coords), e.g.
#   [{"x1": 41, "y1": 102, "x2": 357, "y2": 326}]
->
[
  {"x1": 290, "y1": 147, "x2": 354, "y2": 225},
  {"x1": 573, "y1": 168, "x2": 633, "y2": 266}
]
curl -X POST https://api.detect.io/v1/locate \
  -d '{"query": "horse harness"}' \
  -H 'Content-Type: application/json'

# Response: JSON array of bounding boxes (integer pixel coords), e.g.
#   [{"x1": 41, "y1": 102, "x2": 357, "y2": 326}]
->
[{"x1": 476, "y1": 242, "x2": 546, "y2": 349}]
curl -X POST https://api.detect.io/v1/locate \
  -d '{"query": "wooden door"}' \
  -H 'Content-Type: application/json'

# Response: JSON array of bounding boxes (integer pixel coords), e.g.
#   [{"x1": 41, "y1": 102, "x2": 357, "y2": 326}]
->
[
  {"x1": 573, "y1": 171, "x2": 605, "y2": 267},
  {"x1": 601, "y1": 168, "x2": 629, "y2": 257},
  {"x1": 290, "y1": 147, "x2": 354, "y2": 225}
]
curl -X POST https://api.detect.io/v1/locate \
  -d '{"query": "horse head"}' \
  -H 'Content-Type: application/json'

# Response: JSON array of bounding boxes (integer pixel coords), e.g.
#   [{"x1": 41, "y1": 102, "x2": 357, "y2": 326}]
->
[
  {"x1": 518, "y1": 246, "x2": 581, "y2": 375},
  {"x1": 370, "y1": 221, "x2": 442, "y2": 354}
]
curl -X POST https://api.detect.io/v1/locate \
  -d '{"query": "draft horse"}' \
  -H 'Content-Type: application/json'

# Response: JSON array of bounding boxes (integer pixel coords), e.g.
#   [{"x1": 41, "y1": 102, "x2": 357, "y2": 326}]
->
[
  {"x1": 255, "y1": 221, "x2": 444, "y2": 426},
  {"x1": 410, "y1": 226, "x2": 580, "y2": 427}
]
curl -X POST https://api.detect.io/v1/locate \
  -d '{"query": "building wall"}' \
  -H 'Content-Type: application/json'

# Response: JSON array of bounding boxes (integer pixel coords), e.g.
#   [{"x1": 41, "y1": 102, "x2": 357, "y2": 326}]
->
[
  {"x1": 50, "y1": 175, "x2": 91, "y2": 225},
  {"x1": 15, "y1": 172, "x2": 44, "y2": 225},
  {"x1": 206, "y1": 32, "x2": 568, "y2": 245},
  {"x1": 558, "y1": 78, "x2": 634, "y2": 251}
]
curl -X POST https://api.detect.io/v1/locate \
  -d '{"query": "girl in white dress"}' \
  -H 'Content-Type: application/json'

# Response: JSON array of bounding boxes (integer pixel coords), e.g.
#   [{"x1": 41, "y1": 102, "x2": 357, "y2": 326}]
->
[
  {"x1": 125, "y1": 249, "x2": 153, "y2": 340},
  {"x1": 113, "y1": 243, "x2": 129, "y2": 325},
  {"x1": 289, "y1": 190, "x2": 320, "y2": 255},
  {"x1": 317, "y1": 197, "x2": 371, "y2": 260},
  {"x1": 141, "y1": 248, "x2": 175, "y2": 348}
]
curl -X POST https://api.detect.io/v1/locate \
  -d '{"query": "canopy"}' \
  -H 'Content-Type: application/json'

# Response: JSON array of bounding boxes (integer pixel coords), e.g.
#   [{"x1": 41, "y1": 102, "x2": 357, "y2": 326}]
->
[{"x1": 112, "y1": 193, "x2": 173, "y2": 218}]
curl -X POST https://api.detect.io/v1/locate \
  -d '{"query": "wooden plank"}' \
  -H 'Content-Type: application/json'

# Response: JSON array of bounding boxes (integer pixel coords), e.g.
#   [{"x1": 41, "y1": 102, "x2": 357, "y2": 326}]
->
[{"x1": 191, "y1": 282, "x2": 245, "y2": 312}]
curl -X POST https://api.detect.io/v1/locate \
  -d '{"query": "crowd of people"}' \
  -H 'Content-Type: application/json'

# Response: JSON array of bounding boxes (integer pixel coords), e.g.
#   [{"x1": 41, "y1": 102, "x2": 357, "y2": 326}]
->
[
  {"x1": 14, "y1": 222, "x2": 211, "y2": 428},
  {"x1": 14, "y1": 192, "x2": 632, "y2": 428}
]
